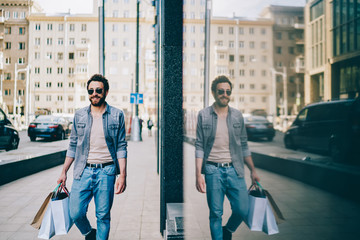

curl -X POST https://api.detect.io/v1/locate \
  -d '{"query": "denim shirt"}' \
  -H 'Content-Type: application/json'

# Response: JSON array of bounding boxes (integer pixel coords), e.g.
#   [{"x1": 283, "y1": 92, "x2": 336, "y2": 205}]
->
[
  {"x1": 66, "y1": 103, "x2": 128, "y2": 180},
  {"x1": 195, "y1": 105, "x2": 251, "y2": 178}
]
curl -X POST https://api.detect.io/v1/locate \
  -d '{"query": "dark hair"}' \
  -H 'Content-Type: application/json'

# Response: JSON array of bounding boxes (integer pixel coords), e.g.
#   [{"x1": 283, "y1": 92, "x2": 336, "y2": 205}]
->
[
  {"x1": 87, "y1": 74, "x2": 109, "y2": 91},
  {"x1": 211, "y1": 75, "x2": 233, "y2": 93}
]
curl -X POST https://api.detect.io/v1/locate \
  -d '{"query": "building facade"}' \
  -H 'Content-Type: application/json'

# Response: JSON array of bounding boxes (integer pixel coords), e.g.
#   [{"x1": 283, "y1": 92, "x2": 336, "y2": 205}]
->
[
  {"x1": 261, "y1": 5, "x2": 305, "y2": 116},
  {"x1": 305, "y1": 0, "x2": 360, "y2": 103}
]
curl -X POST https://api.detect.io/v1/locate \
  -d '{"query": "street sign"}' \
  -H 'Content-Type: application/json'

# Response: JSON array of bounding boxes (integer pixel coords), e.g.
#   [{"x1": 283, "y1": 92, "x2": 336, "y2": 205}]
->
[{"x1": 130, "y1": 93, "x2": 143, "y2": 104}]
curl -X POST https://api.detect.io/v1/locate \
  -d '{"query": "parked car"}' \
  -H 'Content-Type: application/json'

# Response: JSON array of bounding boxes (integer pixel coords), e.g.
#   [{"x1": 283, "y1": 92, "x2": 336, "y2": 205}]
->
[
  {"x1": 0, "y1": 108, "x2": 20, "y2": 151},
  {"x1": 284, "y1": 98, "x2": 360, "y2": 163},
  {"x1": 243, "y1": 114, "x2": 275, "y2": 141},
  {"x1": 28, "y1": 115, "x2": 71, "y2": 141}
]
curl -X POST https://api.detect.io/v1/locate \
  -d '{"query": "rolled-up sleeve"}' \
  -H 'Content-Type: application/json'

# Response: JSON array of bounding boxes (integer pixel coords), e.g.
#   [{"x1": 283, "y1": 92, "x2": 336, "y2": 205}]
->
[
  {"x1": 116, "y1": 112, "x2": 128, "y2": 159},
  {"x1": 195, "y1": 112, "x2": 204, "y2": 159},
  {"x1": 66, "y1": 115, "x2": 78, "y2": 158},
  {"x1": 240, "y1": 117, "x2": 251, "y2": 157}
]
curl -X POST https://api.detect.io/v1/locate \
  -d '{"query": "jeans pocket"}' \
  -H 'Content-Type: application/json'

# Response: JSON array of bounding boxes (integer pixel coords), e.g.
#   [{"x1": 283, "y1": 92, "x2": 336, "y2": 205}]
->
[
  {"x1": 103, "y1": 164, "x2": 116, "y2": 176},
  {"x1": 204, "y1": 163, "x2": 217, "y2": 175}
]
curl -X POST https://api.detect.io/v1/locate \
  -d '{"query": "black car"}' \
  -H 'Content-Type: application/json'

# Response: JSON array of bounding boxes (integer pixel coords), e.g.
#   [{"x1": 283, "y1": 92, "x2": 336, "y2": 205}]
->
[
  {"x1": 284, "y1": 98, "x2": 360, "y2": 163},
  {"x1": 244, "y1": 114, "x2": 275, "y2": 141},
  {"x1": 0, "y1": 108, "x2": 19, "y2": 151},
  {"x1": 28, "y1": 115, "x2": 71, "y2": 141}
]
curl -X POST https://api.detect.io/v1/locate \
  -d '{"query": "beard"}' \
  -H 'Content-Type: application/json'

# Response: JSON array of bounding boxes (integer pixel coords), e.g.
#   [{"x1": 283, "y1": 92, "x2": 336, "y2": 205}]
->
[
  {"x1": 90, "y1": 94, "x2": 106, "y2": 106},
  {"x1": 216, "y1": 96, "x2": 230, "y2": 107}
]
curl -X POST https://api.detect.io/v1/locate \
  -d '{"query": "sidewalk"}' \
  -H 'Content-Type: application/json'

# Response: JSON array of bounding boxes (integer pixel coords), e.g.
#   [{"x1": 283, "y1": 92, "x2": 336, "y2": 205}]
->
[
  {"x1": 184, "y1": 142, "x2": 360, "y2": 240},
  {"x1": 1, "y1": 135, "x2": 360, "y2": 240},
  {"x1": 0, "y1": 134, "x2": 162, "y2": 240}
]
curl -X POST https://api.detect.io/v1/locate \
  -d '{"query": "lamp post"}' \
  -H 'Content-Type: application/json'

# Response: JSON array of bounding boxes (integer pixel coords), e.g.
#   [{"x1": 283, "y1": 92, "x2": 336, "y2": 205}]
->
[
  {"x1": 270, "y1": 66, "x2": 288, "y2": 130},
  {"x1": 204, "y1": 0, "x2": 211, "y2": 108},
  {"x1": 14, "y1": 63, "x2": 30, "y2": 129}
]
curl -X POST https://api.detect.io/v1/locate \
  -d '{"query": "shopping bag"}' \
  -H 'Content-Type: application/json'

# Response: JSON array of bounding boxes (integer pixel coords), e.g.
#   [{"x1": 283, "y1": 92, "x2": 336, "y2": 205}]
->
[
  {"x1": 30, "y1": 192, "x2": 54, "y2": 229},
  {"x1": 263, "y1": 189, "x2": 285, "y2": 224},
  {"x1": 245, "y1": 184, "x2": 267, "y2": 231},
  {"x1": 38, "y1": 197, "x2": 56, "y2": 239},
  {"x1": 262, "y1": 201, "x2": 279, "y2": 235},
  {"x1": 51, "y1": 185, "x2": 73, "y2": 235}
]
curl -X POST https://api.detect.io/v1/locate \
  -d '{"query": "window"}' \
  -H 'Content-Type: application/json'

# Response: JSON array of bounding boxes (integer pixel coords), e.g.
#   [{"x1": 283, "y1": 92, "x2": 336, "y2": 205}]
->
[
  {"x1": 69, "y1": 53, "x2": 74, "y2": 60},
  {"x1": 239, "y1": 69, "x2": 245, "y2": 76},
  {"x1": 261, "y1": 28, "x2": 266, "y2": 35},
  {"x1": 229, "y1": 55, "x2": 235, "y2": 62},
  {"x1": 80, "y1": 96, "x2": 86, "y2": 101},
  {"x1": 262, "y1": 70, "x2": 267, "y2": 76},
  {"x1": 81, "y1": 24, "x2": 87, "y2": 31},
  {"x1": 5, "y1": 27, "x2": 11, "y2": 34},
  {"x1": 229, "y1": 41, "x2": 234, "y2": 48},
  {"x1": 5, "y1": 42, "x2": 11, "y2": 49},
  {"x1": 249, "y1": 28, "x2": 255, "y2": 34},
  {"x1": 57, "y1": 68, "x2": 63, "y2": 74},
  {"x1": 261, "y1": 42, "x2": 267, "y2": 49},
  {"x1": 69, "y1": 82, "x2": 74, "y2": 88},
  {"x1": 57, "y1": 53, "x2": 63, "y2": 60},
  {"x1": 262, "y1": 84, "x2": 267, "y2": 90},
  {"x1": 276, "y1": 32, "x2": 282, "y2": 40},
  {"x1": 58, "y1": 38, "x2": 64, "y2": 45},
  {"x1": 239, "y1": 27, "x2": 244, "y2": 35},
  {"x1": 18, "y1": 89, "x2": 25, "y2": 96},
  {"x1": 69, "y1": 38, "x2": 75, "y2": 45},
  {"x1": 123, "y1": 11, "x2": 129, "y2": 18},
  {"x1": 123, "y1": 24, "x2": 129, "y2": 32},
  {"x1": 288, "y1": 47, "x2": 295, "y2": 54},
  {"x1": 79, "y1": 51, "x2": 87, "y2": 58},
  {"x1": 19, "y1": 27, "x2": 25, "y2": 35},
  {"x1": 239, "y1": 41, "x2": 244, "y2": 48},
  {"x1": 35, "y1": 24, "x2": 41, "y2": 30},
  {"x1": 113, "y1": 10, "x2": 119, "y2": 17},
  {"x1": 5, "y1": 89, "x2": 11, "y2": 96},
  {"x1": 35, "y1": 95, "x2": 40, "y2": 101},
  {"x1": 276, "y1": 46, "x2": 282, "y2": 54},
  {"x1": 5, "y1": 73, "x2": 11, "y2": 80},
  {"x1": 250, "y1": 70, "x2": 255, "y2": 76},
  {"x1": 218, "y1": 27, "x2": 223, "y2": 34},
  {"x1": 13, "y1": 12, "x2": 18, "y2": 19},
  {"x1": 46, "y1": 68, "x2": 52, "y2": 74},
  {"x1": 35, "y1": 38, "x2": 40, "y2": 45},
  {"x1": 239, "y1": 84, "x2": 245, "y2": 89},
  {"x1": 35, "y1": 67, "x2": 40, "y2": 74},
  {"x1": 57, "y1": 96, "x2": 63, "y2": 101},
  {"x1": 112, "y1": 39, "x2": 118, "y2": 46},
  {"x1": 68, "y1": 96, "x2": 74, "y2": 101},
  {"x1": 20, "y1": 12, "x2": 26, "y2": 19},
  {"x1": 69, "y1": 67, "x2": 74, "y2": 75},
  {"x1": 239, "y1": 55, "x2": 245, "y2": 62},
  {"x1": 35, "y1": 82, "x2": 40, "y2": 88},
  {"x1": 47, "y1": 38, "x2": 53, "y2": 45},
  {"x1": 81, "y1": 38, "x2": 87, "y2": 44},
  {"x1": 58, "y1": 24, "x2": 64, "y2": 31},
  {"x1": 249, "y1": 41, "x2": 255, "y2": 49},
  {"x1": 5, "y1": 58, "x2": 11, "y2": 64},
  {"x1": 69, "y1": 24, "x2": 75, "y2": 31},
  {"x1": 46, "y1": 52, "x2": 52, "y2": 59},
  {"x1": 229, "y1": 27, "x2": 234, "y2": 34},
  {"x1": 18, "y1": 58, "x2": 25, "y2": 65},
  {"x1": 46, "y1": 95, "x2": 52, "y2": 101},
  {"x1": 113, "y1": 24, "x2": 118, "y2": 32},
  {"x1": 46, "y1": 82, "x2": 52, "y2": 88}
]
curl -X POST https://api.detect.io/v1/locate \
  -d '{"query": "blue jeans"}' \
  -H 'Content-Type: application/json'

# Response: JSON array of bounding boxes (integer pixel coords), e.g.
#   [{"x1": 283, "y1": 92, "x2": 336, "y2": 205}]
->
[
  {"x1": 205, "y1": 164, "x2": 249, "y2": 240},
  {"x1": 70, "y1": 165, "x2": 116, "y2": 240}
]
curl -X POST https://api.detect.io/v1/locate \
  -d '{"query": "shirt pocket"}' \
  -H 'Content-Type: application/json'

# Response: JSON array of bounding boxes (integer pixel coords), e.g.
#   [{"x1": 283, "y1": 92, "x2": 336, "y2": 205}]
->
[
  {"x1": 76, "y1": 123, "x2": 86, "y2": 136},
  {"x1": 233, "y1": 123, "x2": 242, "y2": 136},
  {"x1": 203, "y1": 124, "x2": 211, "y2": 137},
  {"x1": 109, "y1": 124, "x2": 119, "y2": 137}
]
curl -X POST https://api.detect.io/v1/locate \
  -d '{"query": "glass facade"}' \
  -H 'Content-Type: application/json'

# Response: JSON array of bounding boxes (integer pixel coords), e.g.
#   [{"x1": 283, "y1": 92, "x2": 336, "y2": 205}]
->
[{"x1": 332, "y1": 0, "x2": 360, "y2": 56}]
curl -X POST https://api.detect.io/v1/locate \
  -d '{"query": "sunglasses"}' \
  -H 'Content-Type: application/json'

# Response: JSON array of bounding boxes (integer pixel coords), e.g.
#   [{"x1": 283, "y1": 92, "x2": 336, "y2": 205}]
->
[
  {"x1": 217, "y1": 89, "x2": 232, "y2": 96},
  {"x1": 88, "y1": 88, "x2": 104, "y2": 95}
]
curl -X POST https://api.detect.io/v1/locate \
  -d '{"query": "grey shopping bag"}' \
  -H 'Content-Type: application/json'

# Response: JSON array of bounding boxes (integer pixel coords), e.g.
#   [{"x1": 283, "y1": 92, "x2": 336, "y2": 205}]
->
[
  {"x1": 51, "y1": 185, "x2": 73, "y2": 235},
  {"x1": 38, "y1": 201, "x2": 55, "y2": 239},
  {"x1": 262, "y1": 201, "x2": 279, "y2": 235},
  {"x1": 246, "y1": 184, "x2": 267, "y2": 231}
]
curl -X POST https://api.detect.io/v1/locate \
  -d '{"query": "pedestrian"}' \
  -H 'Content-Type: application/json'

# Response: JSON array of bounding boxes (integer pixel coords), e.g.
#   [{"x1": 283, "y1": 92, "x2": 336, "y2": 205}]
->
[
  {"x1": 195, "y1": 75, "x2": 260, "y2": 240},
  {"x1": 147, "y1": 118, "x2": 154, "y2": 136},
  {"x1": 57, "y1": 74, "x2": 127, "y2": 240},
  {"x1": 139, "y1": 118, "x2": 143, "y2": 138}
]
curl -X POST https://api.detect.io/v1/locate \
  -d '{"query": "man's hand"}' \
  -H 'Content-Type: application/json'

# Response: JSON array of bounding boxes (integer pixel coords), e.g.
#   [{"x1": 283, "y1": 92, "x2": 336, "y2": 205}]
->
[
  {"x1": 57, "y1": 172, "x2": 67, "y2": 186},
  {"x1": 251, "y1": 170, "x2": 260, "y2": 185},
  {"x1": 196, "y1": 175, "x2": 206, "y2": 193},
  {"x1": 115, "y1": 175, "x2": 126, "y2": 194}
]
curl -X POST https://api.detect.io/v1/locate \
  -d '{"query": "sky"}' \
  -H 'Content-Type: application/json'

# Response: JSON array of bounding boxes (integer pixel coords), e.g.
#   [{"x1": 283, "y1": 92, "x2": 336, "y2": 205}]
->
[{"x1": 35, "y1": 0, "x2": 306, "y2": 18}]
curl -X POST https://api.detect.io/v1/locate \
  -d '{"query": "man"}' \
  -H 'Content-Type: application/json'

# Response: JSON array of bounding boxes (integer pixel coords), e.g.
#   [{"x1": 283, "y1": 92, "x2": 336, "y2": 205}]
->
[
  {"x1": 57, "y1": 74, "x2": 127, "y2": 240},
  {"x1": 195, "y1": 75, "x2": 260, "y2": 240},
  {"x1": 147, "y1": 118, "x2": 154, "y2": 136}
]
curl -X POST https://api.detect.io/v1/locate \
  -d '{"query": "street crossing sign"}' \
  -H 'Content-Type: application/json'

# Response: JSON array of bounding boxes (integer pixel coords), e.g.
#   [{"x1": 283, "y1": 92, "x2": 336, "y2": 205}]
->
[{"x1": 130, "y1": 93, "x2": 143, "y2": 104}]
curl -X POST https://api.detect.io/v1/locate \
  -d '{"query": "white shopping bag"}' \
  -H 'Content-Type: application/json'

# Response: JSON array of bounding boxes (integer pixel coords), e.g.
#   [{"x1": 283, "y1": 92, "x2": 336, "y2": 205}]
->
[
  {"x1": 262, "y1": 201, "x2": 279, "y2": 235},
  {"x1": 51, "y1": 186, "x2": 73, "y2": 235},
  {"x1": 38, "y1": 204, "x2": 55, "y2": 239},
  {"x1": 246, "y1": 185, "x2": 267, "y2": 231}
]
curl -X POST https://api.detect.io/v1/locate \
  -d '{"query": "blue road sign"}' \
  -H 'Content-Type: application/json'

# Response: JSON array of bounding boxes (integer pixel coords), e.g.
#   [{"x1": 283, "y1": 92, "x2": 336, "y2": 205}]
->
[{"x1": 130, "y1": 93, "x2": 143, "y2": 104}]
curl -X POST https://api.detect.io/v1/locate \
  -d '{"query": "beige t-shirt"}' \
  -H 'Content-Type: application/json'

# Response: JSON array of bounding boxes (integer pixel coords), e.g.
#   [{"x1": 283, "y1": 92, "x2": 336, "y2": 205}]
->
[
  {"x1": 207, "y1": 116, "x2": 232, "y2": 163},
  {"x1": 87, "y1": 115, "x2": 113, "y2": 164}
]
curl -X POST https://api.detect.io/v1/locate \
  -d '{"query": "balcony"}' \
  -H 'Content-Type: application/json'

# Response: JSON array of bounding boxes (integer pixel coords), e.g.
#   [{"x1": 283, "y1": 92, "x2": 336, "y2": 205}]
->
[
  {"x1": 214, "y1": 45, "x2": 228, "y2": 52},
  {"x1": 295, "y1": 56, "x2": 305, "y2": 74},
  {"x1": 294, "y1": 23, "x2": 304, "y2": 29},
  {"x1": 0, "y1": 17, "x2": 4, "y2": 23},
  {"x1": 76, "y1": 43, "x2": 90, "y2": 51},
  {"x1": 295, "y1": 38, "x2": 304, "y2": 45}
]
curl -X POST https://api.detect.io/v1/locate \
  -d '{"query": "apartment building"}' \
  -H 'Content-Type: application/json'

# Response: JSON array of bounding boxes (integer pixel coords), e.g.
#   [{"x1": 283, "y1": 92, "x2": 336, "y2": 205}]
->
[
  {"x1": 183, "y1": 1, "x2": 274, "y2": 115},
  {"x1": 261, "y1": 5, "x2": 305, "y2": 116},
  {"x1": 305, "y1": 0, "x2": 360, "y2": 103},
  {"x1": 27, "y1": 0, "x2": 156, "y2": 120},
  {"x1": 0, "y1": 0, "x2": 41, "y2": 121}
]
